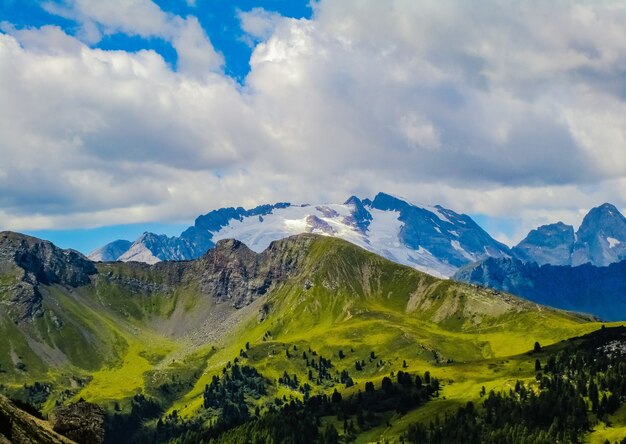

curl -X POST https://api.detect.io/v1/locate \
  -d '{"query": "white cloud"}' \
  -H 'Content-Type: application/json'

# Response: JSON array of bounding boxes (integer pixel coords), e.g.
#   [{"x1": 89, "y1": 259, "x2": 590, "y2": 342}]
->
[
  {"x1": 171, "y1": 16, "x2": 223, "y2": 77},
  {"x1": 1, "y1": 0, "x2": 626, "y2": 244},
  {"x1": 42, "y1": 0, "x2": 170, "y2": 40},
  {"x1": 238, "y1": 8, "x2": 283, "y2": 43}
]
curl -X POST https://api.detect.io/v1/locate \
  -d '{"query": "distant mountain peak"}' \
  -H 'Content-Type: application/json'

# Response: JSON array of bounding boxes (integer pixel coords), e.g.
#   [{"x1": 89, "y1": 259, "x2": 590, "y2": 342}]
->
[
  {"x1": 571, "y1": 202, "x2": 626, "y2": 267},
  {"x1": 513, "y1": 203, "x2": 626, "y2": 268},
  {"x1": 513, "y1": 222, "x2": 575, "y2": 266}
]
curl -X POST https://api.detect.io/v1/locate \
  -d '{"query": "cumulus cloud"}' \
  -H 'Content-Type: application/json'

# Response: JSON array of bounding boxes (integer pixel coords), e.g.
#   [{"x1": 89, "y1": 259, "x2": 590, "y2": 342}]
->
[
  {"x1": 238, "y1": 8, "x2": 283, "y2": 43},
  {"x1": 1, "y1": 0, "x2": 626, "y2": 244}
]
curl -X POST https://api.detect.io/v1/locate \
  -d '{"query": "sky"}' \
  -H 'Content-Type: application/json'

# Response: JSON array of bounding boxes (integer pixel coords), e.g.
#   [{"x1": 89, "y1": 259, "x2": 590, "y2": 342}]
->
[{"x1": 1, "y1": 0, "x2": 626, "y2": 254}]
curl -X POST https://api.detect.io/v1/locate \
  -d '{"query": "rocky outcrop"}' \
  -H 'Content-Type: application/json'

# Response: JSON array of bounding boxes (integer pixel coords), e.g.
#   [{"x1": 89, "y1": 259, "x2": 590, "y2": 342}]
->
[
  {"x1": 0, "y1": 232, "x2": 97, "y2": 322},
  {"x1": 194, "y1": 234, "x2": 315, "y2": 308},
  {"x1": 49, "y1": 400, "x2": 104, "y2": 444},
  {"x1": 0, "y1": 395, "x2": 74, "y2": 444},
  {"x1": 0, "y1": 232, "x2": 96, "y2": 287}
]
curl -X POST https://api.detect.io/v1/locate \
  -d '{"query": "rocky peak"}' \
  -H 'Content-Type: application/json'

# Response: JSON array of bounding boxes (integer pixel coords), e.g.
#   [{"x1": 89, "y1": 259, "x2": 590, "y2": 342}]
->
[
  {"x1": 0, "y1": 232, "x2": 96, "y2": 286},
  {"x1": 572, "y1": 203, "x2": 626, "y2": 266},
  {"x1": 88, "y1": 239, "x2": 132, "y2": 262},
  {"x1": 195, "y1": 234, "x2": 316, "y2": 308},
  {"x1": 0, "y1": 232, "x2": 97, "y2": 322},
  {"x1": 370, "y1": 192, "x2": 411, "y2": 212},
  {"x1": 343, "y1": 195, "x2": 373, "y2": 232},
  {"x1": 513, "y1": 222, "x2": 575, "y2": 266}
]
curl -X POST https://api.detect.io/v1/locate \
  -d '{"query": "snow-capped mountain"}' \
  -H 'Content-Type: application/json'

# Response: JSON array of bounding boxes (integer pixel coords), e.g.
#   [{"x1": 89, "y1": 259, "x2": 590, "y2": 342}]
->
[
  {"x1": 513, "y1": 203, "x2": 626, "y2": 267},
  {"x1": 88, "y1": 192, "x2": 511, "y2": 277}
]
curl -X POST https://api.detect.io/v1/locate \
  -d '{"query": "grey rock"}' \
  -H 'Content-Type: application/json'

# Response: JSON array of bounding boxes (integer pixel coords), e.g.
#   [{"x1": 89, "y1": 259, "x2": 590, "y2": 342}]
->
[
  {"x1": 512, "y1": 222, "x2": 574, "y2": 266},
  {"x1": 49, "y1": 400, "x2": 105, "y2": 444},
  {"x1": 0, "y1": 232, "x2": 96, "y2": 322},
  {"x1": 194, "y1": 234, "x2": 315, "y2": 308},
  {"x1": 572, "y1": 203, "x2": 626, "y2": 267}
]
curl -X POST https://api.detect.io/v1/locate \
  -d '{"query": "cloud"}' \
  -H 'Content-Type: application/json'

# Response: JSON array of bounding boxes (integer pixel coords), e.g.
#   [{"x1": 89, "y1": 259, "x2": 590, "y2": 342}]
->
[
  {"x1": 42, "y1": 0, "x2": 170, "y2": 42},
  {"x1": 238, "y1": 8, "x2": 283, "y2": 43},
  {"x1": 41, "y1": 0, "x2": 224, "y2": 75},
  {"x1": 1, "y1": 0, "x2": 626, "y2": 245}
]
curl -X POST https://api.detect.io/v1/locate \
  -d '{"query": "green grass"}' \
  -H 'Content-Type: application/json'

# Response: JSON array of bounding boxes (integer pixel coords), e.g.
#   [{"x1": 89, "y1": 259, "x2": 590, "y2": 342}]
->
[{"x1": 1, "y1": 234, "x2": 622, "y2": 442}]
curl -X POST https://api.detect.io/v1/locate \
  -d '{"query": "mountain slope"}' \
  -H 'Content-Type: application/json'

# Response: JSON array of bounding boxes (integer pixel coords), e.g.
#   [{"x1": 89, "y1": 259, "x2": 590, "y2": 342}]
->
[
  {"x1": 89, "y1": 193, "x2": 511, "y2": 277},
  {"x1": 0, "y1": 395, "x2": 74, "y2": 443},
  {"x1": 453, "y1": 256, "x2": 626, "y2": 320},
  {"x1": 1, "y1": 231, "x2": 611, "y2": 443}
]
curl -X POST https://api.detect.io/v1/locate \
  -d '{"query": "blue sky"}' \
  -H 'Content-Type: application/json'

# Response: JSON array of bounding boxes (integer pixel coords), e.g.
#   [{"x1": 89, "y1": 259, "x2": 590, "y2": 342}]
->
[
  {"x1": 1, "y1": 0, "x2": 625, "y2": 254},
  {"x1": 0, "y1": 0, "x2": 312, "y2": 81}
]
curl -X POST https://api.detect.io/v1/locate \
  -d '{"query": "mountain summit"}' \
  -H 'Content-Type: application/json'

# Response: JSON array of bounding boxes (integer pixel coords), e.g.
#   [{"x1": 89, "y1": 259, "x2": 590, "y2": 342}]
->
[
  {"x1": 571, "y1": 203, "x2": 626, "y2": 266},
  {"x1": 512, "y1": 203, "x2": 626, "y2": 267},
  {"x1": 89, "y1": 193, "x2": 510, "y2": 277}
]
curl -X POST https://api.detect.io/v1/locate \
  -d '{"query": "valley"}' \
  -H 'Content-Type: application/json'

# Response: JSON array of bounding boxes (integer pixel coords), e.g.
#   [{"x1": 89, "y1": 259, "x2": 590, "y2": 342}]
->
[{"x1": 1, "y1": 231, "x2": 623, "y2": 442}]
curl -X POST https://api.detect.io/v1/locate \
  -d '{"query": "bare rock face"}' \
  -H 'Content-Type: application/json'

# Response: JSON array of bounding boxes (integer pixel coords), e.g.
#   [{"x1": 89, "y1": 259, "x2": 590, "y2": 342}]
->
[
  {"x1": 49, "y1": 400, "x2": 105, "y2": 444},
  {"x1": 0, "y1": 232, "x2": 97, "y2": 322},
  {"x1": 194, "y1": 234, "x2": 316, "y2": 308}
]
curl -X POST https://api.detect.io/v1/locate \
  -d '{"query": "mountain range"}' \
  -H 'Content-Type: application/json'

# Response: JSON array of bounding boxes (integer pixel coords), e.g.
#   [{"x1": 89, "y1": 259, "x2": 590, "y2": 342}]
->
[
  {"x1": 1, "y1": 229, "x2": 615, "y2": 443},
  {"x1": 454, "y1": 257, "x2": 626, "y2": 321},
  {"x1": 513, "y1": 203, "x2": 626, "y2": 267},
  {"x1": 90, "y1": 194, "x2": 626, "y2": 281},
  {"x1": 89, "y1": 192, "x2": 513, "y2": 278},
  {"x1": 454, "y1": 203, "x2": 626, "y2": 320}
]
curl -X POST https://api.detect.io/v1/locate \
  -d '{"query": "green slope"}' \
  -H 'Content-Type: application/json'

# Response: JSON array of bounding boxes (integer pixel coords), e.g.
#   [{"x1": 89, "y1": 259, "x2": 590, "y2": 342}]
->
[{"x1": 0, "y1": 232, "x2": 620, "y2": 442}]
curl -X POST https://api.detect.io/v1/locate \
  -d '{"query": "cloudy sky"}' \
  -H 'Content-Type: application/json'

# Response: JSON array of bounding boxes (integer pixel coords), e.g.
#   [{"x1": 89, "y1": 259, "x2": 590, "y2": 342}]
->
[{"x1": 1, "y1": 0, "x2": 626, "y2": 253}]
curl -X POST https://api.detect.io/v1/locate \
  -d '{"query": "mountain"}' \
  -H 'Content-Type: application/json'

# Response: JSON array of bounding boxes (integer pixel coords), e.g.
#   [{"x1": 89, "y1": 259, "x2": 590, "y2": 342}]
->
[
  {"x1": 1, "y1": 230, "x2": 613, "y2": 443},
  {"x1": 87, "y1": 240, "x2": 132, "y2": 262},
  {"x1": 571, "y1": 202, "x2": 626, "y2": 267},
  {"x1": 453, "y1": 256, "x2": 626, "y2": 320},
  {"x1": 89, "y1": 192, "x2": 511, "y2": 277},
  {"x1": 512, "y1": 222, "x2": 575, "y2": 266},
  {"x1": 512, "y1": 203, "x2": 626, "y2": 267}
]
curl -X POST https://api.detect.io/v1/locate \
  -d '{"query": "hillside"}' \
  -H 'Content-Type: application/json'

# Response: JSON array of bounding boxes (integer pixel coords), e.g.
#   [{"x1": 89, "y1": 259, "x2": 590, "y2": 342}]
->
[
  {"x1": 0, "y1": 231, "x2": 618, "y2": 442},
  {"x1": 0, "y1": 395, "x2": 74, "y2": 443},
  {"x1": 453, "y1": 257, "x2": 626, "y2": 321}
]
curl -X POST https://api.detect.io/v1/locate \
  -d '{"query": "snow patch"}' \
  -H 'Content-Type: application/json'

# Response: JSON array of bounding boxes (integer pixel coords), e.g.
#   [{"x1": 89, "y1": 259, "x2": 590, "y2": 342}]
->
[
  {"x1": 608, "y1": 237, "x2": 621, "y2": 248},
  {"x1": 451, "y1": 240, "x2": 475, "y2": 260},
  {"x1": 422, "y1": 205, "x2": 452, "y2": 224}
]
